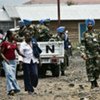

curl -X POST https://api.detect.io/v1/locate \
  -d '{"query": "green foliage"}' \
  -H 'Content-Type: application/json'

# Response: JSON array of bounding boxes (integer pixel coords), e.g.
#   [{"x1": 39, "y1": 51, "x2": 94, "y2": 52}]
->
[{"x1": 66, "y1": 0, "x2": 76, "y2": 6}]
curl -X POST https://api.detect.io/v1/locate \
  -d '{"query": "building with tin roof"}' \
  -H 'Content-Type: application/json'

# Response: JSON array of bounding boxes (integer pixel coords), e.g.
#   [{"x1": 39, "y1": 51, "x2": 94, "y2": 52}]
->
[{"x1": 1, "y1": 4, "x2": 100, "y2": 45}]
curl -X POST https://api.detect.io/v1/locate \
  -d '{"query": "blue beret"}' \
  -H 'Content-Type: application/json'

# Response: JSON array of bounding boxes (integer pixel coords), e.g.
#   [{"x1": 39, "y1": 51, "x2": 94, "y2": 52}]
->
[
  {"x1": 19, "y1": 21, "x2": 25, "y2": 27},
  {"x1": 23, "y1": 19, "x2": 32, "y2": 26},
  {"x1": 44, "y1": 18, "x2": 50, "y2": 22},
  {"x1": 57, "y1": 26, "x2": 65, "y2": 33},
  {"x1": 85, "y1": 19, "x2": 95, "y2": 26},
  {"x1": 39, "y1": 19, "x2": 45, "y2": 24}
]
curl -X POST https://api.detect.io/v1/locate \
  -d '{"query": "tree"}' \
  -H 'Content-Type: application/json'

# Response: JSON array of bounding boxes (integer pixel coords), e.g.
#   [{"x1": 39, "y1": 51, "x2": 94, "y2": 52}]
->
[{"x1": 66, "y1": 0, "x2": 76, "y2": 6}]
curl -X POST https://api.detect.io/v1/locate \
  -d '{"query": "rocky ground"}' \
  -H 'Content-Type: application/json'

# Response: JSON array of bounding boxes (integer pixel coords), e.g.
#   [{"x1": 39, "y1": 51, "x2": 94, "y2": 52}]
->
[{"x1": 0, "y1": 50, "x2": 100, "y2": 100}]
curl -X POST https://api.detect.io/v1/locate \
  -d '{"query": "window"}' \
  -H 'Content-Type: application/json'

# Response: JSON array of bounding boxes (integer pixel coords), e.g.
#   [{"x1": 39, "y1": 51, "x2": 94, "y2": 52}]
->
[{"x1": 78, "y1": 23, "x2": 86, "y2": 42}]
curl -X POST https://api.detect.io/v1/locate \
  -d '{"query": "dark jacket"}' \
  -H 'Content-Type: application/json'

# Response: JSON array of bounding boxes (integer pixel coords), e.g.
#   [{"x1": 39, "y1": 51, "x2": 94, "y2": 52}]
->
[{"x1": 32, "y1": 37, "x2": 42, "y2": 58}]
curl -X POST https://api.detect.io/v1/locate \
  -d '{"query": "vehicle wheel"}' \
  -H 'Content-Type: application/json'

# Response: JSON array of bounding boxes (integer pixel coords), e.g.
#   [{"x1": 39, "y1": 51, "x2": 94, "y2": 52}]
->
[
  {"x1": 51, "y1": 64, "x2": 60, "y2": 77},
  {"x1": 38, "y1": 65, "x2": 47, "y2": 78},
  {"x1": 0, "y1": 69, "x2": 5, "y2": 76},
  {"x1": 16, "y1": 65, "x2": 19, "y2": 78}
]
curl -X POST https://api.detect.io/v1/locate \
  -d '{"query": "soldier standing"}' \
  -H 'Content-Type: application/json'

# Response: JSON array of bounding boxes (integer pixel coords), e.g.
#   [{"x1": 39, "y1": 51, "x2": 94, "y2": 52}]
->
[
  {"x1": 56, "y1": 26, "x2": 71, "y2": 75},
  {"x1": 20, "y1": 31, "x2": 40, "y2": 94},
  {"x1": 80, "y1": 19, "x2": 100, "y2": 89}
]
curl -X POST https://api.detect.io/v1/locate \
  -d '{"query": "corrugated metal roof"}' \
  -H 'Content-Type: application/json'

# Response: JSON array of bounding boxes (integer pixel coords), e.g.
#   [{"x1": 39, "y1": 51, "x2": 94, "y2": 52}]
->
[
  {"x1": 4, "y1": 6, "x2": 19, "y2": 18},
  {"x1": 0, "y1": 9, "x2": 11, "y2": 21},
  {"x1": 16, "y1": 4, "x2": 100, "y2": 21},
  {"x1": 0, "y1": 0, "x2": 29, "y2": 7},
  {"x1": 16, "y1": 4, "x2": 58, "y2": 20},
  {"x1": 61, "y1": 4, "x2": 100, "y2": 20}
]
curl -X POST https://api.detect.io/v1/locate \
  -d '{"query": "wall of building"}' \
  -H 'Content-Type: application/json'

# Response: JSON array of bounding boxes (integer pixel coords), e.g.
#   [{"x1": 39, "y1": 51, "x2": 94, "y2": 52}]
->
[
  {"x1": 0, "y1": 21, "x2": 14, "y2": 32},
  {"x1": 94, "y1": 20, "x2": 100, "y2": 32},
  {"x1": 49, "y1": 20, "x2": 100, "y2": 47},
  {"x1": 49, "y1": 20, "x2": 80, "y2": 47}
]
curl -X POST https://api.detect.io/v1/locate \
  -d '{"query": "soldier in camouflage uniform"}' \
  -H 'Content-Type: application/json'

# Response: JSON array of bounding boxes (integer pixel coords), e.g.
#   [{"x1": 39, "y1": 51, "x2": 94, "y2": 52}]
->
[
  {"x1": 18, "y1": 20, "x2": 27, "y2": 37},
  {"x1": 81, "y1": 19, "x2": 100, "y2": 89},
  {"x1": 35, "y1": 19, "x2": 51, "y2": 41}
]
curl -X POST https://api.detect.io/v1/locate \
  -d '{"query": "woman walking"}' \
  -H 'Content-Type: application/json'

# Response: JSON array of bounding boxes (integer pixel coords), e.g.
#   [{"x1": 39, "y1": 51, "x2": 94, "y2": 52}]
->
[
  {"x1": 1, "y1": 30, "x2": 24, "y2": 95},
  {"x1": 20, "y1": 31, "x2": 40, "y2": 94}
]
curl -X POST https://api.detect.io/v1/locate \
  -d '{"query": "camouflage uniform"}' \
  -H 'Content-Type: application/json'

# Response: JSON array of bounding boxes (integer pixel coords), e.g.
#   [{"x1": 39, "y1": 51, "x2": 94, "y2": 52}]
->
[
  {"x1": 36, "y1": 24, "x2": 51, "y2": 41},
  {"x1": 81, "y1": 30, "x2": 100, "y2": 82},
  {"x1": 80, "y1": 19, "x2": 100, "y2": 89},
  {"x1": 35, "y1": 19, "x2": 51, "y2": 41}
]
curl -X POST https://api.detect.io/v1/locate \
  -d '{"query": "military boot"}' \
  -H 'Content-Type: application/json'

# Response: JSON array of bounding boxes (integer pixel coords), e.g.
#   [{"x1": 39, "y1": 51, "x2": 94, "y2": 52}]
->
[
  {"x1": 61, "y1": 71, "x2": 65, "y2": 76},
  {"x1": 91, "y1": 81, "x2": 95, "y2": 89},
  {"x1": 94, "y1": 80, "x2": 99, "y2": 87}
]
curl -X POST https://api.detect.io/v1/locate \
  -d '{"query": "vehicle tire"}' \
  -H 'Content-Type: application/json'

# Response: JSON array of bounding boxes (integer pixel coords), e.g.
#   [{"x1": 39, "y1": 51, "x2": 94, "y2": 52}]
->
[
  {"x1": 16, "y1": 65, "x2": 19, "y2": 78},
  {"x1": 51, "y1": 64, "x2": 60, "y2": 77},
  {"x1": 0, "y1": 69, "x2": 5, "y2": 76},
  {"x1": 38, "y1": 65, "x2": 47, "y2": 78}
]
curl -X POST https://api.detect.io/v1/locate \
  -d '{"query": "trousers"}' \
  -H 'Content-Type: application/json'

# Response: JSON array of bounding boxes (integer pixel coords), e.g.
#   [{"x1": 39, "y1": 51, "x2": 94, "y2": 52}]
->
[
  {"x1": 2, "y1": 60, "x2": 20, "y2": 94},
  {"x1": 23, "y1": 61, "x2": 38, "y2": 92}
]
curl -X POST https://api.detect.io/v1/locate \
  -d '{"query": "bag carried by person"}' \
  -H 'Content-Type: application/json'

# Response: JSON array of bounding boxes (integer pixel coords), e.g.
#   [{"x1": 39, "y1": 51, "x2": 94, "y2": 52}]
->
[{"x1": 32, "y1": 37, "x2": 42, "y2": 58}]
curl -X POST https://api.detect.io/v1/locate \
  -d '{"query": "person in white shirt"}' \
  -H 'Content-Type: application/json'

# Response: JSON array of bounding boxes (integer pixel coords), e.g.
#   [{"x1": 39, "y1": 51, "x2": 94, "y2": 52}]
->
[{"x1": 20, "y1": 32, "x2": 39, "y2": 94}]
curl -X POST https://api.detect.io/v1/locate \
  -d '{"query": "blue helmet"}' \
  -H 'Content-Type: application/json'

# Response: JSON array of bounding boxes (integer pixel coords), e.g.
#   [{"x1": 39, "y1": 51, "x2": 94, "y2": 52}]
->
[
  {"x1": 57, "y1": 26, "x2": 65, "y2": 33},
  {"x1": 85, "y1": 19, "x2": 95, "y2": 26},
  {"x1": 23, "y1": 19, "x2": 32, "y2": 26}
]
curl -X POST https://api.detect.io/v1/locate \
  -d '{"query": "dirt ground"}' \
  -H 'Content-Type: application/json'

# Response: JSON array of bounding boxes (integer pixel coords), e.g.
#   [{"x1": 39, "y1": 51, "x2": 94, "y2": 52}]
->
[{"x1": 0, "y1": 51, "x2": 100, "y2": 100}]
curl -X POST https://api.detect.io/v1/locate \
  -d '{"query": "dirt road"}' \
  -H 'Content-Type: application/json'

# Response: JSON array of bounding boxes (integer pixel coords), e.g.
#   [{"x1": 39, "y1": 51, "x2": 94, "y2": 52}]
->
[{"x1": 0, "y1": 54, "x2": 100, "y2": 100}]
